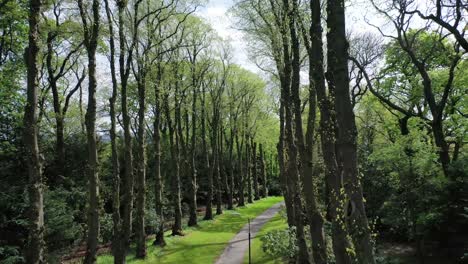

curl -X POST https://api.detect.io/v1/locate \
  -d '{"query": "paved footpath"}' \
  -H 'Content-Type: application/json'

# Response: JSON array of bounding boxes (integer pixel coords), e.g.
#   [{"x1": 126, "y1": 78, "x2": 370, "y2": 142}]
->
[{"x1": 214, "y1": 202, "x2": 285, "y2": 264}]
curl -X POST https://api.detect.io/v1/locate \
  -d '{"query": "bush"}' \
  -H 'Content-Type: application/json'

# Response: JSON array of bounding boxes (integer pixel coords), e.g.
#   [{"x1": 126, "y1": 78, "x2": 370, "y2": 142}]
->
[
  {"x1": 260, "y1": 226, "x2": 297, "y2": 259},
  {"x1": 0, "y1": 245, "x2": 24, "y2": 264},
  {"x1": 44, "y1": 188, "x2": 84, "y2": 251}
]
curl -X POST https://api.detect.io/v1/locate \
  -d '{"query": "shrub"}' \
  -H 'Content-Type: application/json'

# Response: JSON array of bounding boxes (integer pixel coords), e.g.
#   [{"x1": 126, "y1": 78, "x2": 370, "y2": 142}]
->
[{"x1": 260, "y1": 226, "x2": 297, "y2": 259}]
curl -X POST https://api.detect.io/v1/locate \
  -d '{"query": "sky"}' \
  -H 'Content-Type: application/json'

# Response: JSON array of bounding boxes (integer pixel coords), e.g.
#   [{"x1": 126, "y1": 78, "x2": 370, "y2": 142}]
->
[
  {"x1": 196, "y1": 0, "x2": 259, "y2": 73},
  {"x1": 195, "y1": 0, "x2": 386, "y2": 74}
]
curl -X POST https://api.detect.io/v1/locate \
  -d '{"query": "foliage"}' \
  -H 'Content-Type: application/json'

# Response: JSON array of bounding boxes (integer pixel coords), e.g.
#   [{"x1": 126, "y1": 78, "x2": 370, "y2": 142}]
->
[{"x1": 260, "y1": 226, "x2": 297, "y2": 259}]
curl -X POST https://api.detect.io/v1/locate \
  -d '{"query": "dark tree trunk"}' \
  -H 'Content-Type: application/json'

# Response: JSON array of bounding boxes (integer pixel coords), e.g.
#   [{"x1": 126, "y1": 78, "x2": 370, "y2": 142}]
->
[
  {"x1": 278, "y1": 98, "x2": 294, "y2": 228},
  {"x1": 227, "y1": 129, "x2": 235, "y2": 209},
  {"x1": 326, "y1": 0, "x2": 375, "y2": 262},
  {"x1": 188, "y1": 80, "x2": 198, "y2": 226},
  {"x1": 24, "y1": 0, "x2": 45, "y2": 261},
  {"x1": 259, "y1": 144, "x2": 268, "y2": 198},
  {"x1": 135, "y1": 71, "x2": 147, "y2": 258},
  {"x1": 220, "y1": 127, "x2": 231, "y2": 211},
  {"x1": 169, "y1": 74, "x2": 183, "y2": 236},
  {"x1": 103, "y1": 0, "x2": 122, "y2": 259},
  {"x1": 202, "y1": 82, "x2": 213, "y2": 220},
  {"x1": 236, "y1": 134, "x2": 245, "y2": 206},
  {"x1": 46, "y1": 33, "x2": 65, "y2": 179},
  {"x1": 78, "y1": 0, "x2": 101, "y2": 262},
  {"x1": 153, "y1": 65, "x2": 166, "y2": 247},
  {"x1": 212, "y1": 115, "x2": 222, "y2": 215},
  {"x1": 117, "y1": 0, "x2": 136, "y2": 259},
  {"x1": 246, "y1": 140, "x2": 253, "y2": 204},
  {"x1": 252, "y1": 141, "x2": 260, "y2": 200}
]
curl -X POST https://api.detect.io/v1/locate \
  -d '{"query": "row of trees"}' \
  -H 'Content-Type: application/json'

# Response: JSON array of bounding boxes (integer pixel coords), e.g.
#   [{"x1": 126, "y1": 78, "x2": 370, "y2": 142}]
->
[
  {"x1": 1, "y1": 0, "x2": 280, "y2": 263},
  {"x1": 232, "y1": 0, "x2": 466, "y2": 263}
]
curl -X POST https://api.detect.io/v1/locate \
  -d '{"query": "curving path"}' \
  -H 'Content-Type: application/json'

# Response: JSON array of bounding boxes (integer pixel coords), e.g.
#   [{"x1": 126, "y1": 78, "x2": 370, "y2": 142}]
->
[{"x1": 215, "y1": 202, "x2": 284, "y2": 264}]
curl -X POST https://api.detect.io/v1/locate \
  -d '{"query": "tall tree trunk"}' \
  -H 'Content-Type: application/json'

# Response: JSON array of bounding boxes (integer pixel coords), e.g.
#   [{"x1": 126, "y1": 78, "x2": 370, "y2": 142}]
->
[
  {"x1": 219, "y1": 127, "x2": 230, "y2": 211},
  {"x1": 188, "y1": 82, "x2": 198, "y2": 226},
  {"x1": 170, "y1": 76, "x2": 184, "y2": 236},
  {"x1": 46, "y1": 32, "x2": 65, "y2": 180},
  {"x1": 236, "y1": 134, "x2": 245, "y2": 206},
  {"x1": 227, "y1": 130, "x2": 235, "y2": 209},
  {"x1": 153, "y1": 65, "x2": 166, "y2": 246},
  {"x1": 326, "y1": 0, "x2": 375, "y2": 263},
  {"x1": 202, "y1": 83, "x2": 213, "y2": 220},
  {"x1": 307, "y1": 1, "x2": 352, "y2": 262},
  {"x1": 246, "y1": 140, "x2": 253, "y2": 203},
  {"x1": 281, "y1": 0, "x2": 310, "y2": 261},
  {"x1": 117, "y1": 0, "x2": 135, "y2": 259},
  {"x1": 283, "y1": 89, "x2": 309, "y2": 264},
  {"x1": 278, "y1": 101, "x2": 294, "y2": 228},
  {"x1": 293, "y1": 0, "x2": 329, "y2": 262},
  {"x1": 78, "y1": 0, "x2": 100, "y2": 262},
  {"x1": 259, "y1": 144, "x2": 268, "y2": 198},
  {"x1": 212, "y1": 115, "x2": 222, "y2": 215},
  {"x1": 252, "y1": 141, "x2": 260, "y2": 200},
  {"x1": 135, "y1": 72, "x2": 147, "y2": 258},
  {"x1": 103, "y1": 0, "x2": 122, "y2": 259},
  {"x1": 24, "y1": 0, "x2": 44, "y2": 261}
]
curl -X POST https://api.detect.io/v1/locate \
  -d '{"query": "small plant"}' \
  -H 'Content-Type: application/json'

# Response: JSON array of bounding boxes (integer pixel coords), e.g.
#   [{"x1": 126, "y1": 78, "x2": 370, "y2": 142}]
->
[{"x1": 260, "y1": 226, "x2": 297, "y2": 259}]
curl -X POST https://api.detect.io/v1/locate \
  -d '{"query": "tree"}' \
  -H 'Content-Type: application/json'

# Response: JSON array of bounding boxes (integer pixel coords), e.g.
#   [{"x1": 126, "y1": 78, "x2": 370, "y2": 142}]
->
[
  {"x1": 259, "y1": 143, "x2": 268, "y2": 198},
  {"x1": 23, "y1": 0, "x2": 45, "y2": 262},
  {"x1": 326, "y1": 0, "x2": 375, "y2": 262},
  {"x1": 103, "y1": 0, "x2": 121, "y2": 259},
  {"x1": 77, "y1": 0, "x2": 100, "y2": 262},
  {"x1": 43, "y1": 1, "x2": 85, "y2": 182}
]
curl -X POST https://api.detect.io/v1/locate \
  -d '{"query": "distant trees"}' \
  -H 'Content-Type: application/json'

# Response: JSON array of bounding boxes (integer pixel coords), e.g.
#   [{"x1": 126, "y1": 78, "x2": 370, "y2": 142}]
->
[
  {"x1": 1, "y1": 0, "x2": 277, "y2": 262},
  {"x1": 5, "y1": 0, "x2": 466, "y2": 262}
]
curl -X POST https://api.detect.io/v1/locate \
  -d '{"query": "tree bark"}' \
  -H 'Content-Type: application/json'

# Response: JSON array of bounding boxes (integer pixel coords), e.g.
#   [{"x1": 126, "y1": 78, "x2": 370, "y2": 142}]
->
[
  {"x1": 245, "y1": 140, "x2": 253, "y2": 203},
  {"x1": 236, "y1": 134, "x2": 245, "y2": 207},
  {"x1": 259, "y1": 144, "x2": 268, "y2": 198},
  {"x1": 170, "y1": 72, "x2": 184, "y2": 236},
  {"x1": 326, "y1": 0, "x2": 375, "y2": 263},
  {"x1": 24, "y1": 0, "x2": 45, "y2": 261},
  {"x1": 78, "y1": 0, "x2": 100, "y2": 262},
  {"x1": 252, "y1": 141, "x2": 260, "y2": 200},
  {"x1": 188, "y1": 74, "x2": 198, "y2": 226},
  {"x1": 103, "y1": 0, "x2": 122, "y2": 259},
  {"x1": 135, "y1": 69, "x2": 147, "y2": 258},
  {"x1": 202, "y1": 81, "x2": 213, "y2": 220},
  {"x1": 153, "y1": 64, "x2": 166, "y2": 247}
]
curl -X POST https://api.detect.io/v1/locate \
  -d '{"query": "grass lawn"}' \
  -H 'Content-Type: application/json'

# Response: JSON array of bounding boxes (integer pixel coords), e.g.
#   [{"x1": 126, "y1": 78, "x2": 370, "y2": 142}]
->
[
  {"x1": 97, "y1": 196, "x2": 283, "y2": 264},
  {"x1": 243, "y1": 209, "x2": 287, "y2": 264}
]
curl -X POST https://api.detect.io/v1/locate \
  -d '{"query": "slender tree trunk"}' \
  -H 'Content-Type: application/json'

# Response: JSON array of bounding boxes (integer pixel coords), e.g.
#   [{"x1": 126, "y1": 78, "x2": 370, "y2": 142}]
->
[
  {"x1": 202, "y1": 83, "x2": 213, "y2": 220},
  {"x1": 170, "y1": 76, "x2": 184, "y2": 236},
  {"x1": 46, "y1": 33, "x2": 65, "y2": 179},
  {"x1": 78, "y1": 0, "x2": 101, "y2": 262},
  {"x1": 219, "y1": 127, "x2": 230, "y2": 211},
  {"x1": 326, "y1": 0, "x2": 375, "y2": 263},
  {"x1": 246, "y1": 140, "x2": 253, "y2": 204},
  {"x1": 259, "y1": 144, "x2": 268, "y2": 198},
  {"x1": 103, "y1": 0, "x2": 122, "y2": 259},
  {"x1": 227, "y1": 130, "x2": 235, "y2": 209},
  {"x1": 252, "y1": 141, "x2": 260, "y2": 200},
  {"x1": 278, "y1": 102, "x2": 294, "y2": 227},
  {"x1": 212, "y1": 115, "x2": 222, "y2": 215},
  {"x1": 135, "y1": 72, "x2": 147, "y2": 258},
  {"x1": 24, "y1": 0, "x2": 44, "y2": 261},
  {"x1": 188, "y1": 81, "x2": 198, "y2": 226},
  {"x1": 236, "y1": 134, "x2": 245, "y2": 206},
  {"x1": 153, "y1": 66, "x2": 166, "y2": 246},
  {"x1": 283, "y1": 90, "x2": 309, "y2": 264},
  {"x1": 117, "y1": 0, "x2": 135, "y2": 259}
]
